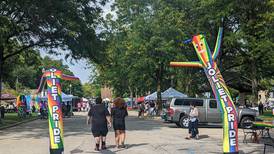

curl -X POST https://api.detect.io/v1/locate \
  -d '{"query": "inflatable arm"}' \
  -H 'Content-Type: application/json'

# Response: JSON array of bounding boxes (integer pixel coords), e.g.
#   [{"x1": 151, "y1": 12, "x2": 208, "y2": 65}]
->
[
  {"x1": 170, "y1": 61, "x2": 203, "y2": 68},
  {"x1": 212, "y1": 27, "x2": 223, "y2": 60}
]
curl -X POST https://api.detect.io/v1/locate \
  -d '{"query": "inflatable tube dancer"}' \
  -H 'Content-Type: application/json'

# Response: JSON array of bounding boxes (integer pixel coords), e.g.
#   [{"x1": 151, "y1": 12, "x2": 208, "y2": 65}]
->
[
  {"x1": 37, "y1": 68, "x2": 79, "y2": 154},
  {"x1": 170, "y1": 27, "x2": 238, "y2": 154}
]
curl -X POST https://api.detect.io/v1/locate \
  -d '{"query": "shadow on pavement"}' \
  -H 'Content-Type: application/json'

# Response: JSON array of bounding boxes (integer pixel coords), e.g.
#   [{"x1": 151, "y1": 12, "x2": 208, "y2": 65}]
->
[
  {"x1": 125, "y1": 116, "x2": 167, "y2": 131},
  {"x1": 0, "y1": 113, "x2": 167, "y2": 140},
  {"x1": 70, "y1": 148, "x2": 84, "y2": 153},
  {"x1": 84, "y1": 143, "x2": 148, "y2": 154},
  {"x1": 166, "y1": 123, "x2": 223, "y2": 129},
  {"x1": 0, "y1": 115, "x2": 91, "y2": 140},
  {"x1": 209, "y1": 150, "x2": 261, "y2": 154},
  {"x1": 198, "y1": 135, "x2": 209, "y2": 139}
]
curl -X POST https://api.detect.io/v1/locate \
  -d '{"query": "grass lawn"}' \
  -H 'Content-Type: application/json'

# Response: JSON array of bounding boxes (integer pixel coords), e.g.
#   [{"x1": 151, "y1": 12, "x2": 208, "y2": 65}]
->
[
  {"x1": 263, "y1": 110, "x2": 273, "y2": 117},
  {"x1": 0, "y1": 112, "x2": 38, "y2": 128}
]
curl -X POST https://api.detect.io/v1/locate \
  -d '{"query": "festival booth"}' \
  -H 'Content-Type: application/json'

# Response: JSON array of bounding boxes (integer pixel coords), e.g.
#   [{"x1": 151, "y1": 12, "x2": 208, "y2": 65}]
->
[
  {"x1": 136, "y1": 96, "x2": 145, "y2": 103},
  {"x1": 0, "y1": 93, "x2": 16, "y2": 113},
  {"x1": 16, "y1": 95, "x2": 33, "y2": 117},
  {"x1": 162, "y1": 87, "x2": 187, "y2": 99},
  {"x1": 161, "y1": 87, "x2": 188, "y2": 109},
  {"x1": 1, "y1": 93, "x2": 16, "y2": 100},
  {"x1": 124, "y1": 98, "x2": 136, "y2": 110},
  {"x1": 144, "y1": 92, "x2": 159, "y2": 101}
]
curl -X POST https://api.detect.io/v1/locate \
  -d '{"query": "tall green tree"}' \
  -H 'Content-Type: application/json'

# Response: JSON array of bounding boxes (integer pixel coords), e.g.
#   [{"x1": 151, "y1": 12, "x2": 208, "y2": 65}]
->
[
  {"x1": 0, "y1": 0, "x2": 106, "y2": 100},
  {"x1": 184, "y1": 0, "x2": 274, "y2": 102},
  {"x1": 82, "y1": 83, "x2": 101, "y2": 98},
  {"x1": 96, "y1": 0, "x2": 274, "y2": 108},
  {"x1": 0, "y1": 0, "x2": 106, "y2": 122},
  {"x1": 98, "y1": 0, "x2": 194, "y2": 110}
]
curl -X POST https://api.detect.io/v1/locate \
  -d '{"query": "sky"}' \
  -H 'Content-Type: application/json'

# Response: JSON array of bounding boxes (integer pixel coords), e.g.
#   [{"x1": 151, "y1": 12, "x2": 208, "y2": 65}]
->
[
  {"x1": 39, "y1": 1, "x2": 114, "y2": 84},
  {"x1": 40, "y1": 50, "x2": 92, "y2": 84}
]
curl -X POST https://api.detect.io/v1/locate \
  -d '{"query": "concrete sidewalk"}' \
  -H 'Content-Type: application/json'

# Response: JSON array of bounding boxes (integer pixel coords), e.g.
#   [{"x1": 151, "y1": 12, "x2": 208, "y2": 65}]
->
[{"x1": 0, "y1": 111, "x2": 272, "y2": 154}]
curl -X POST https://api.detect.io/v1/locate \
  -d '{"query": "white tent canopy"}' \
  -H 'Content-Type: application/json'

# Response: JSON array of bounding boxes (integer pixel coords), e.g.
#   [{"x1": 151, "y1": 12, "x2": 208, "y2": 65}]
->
[
  {"x1": 144, "y1": 88, "x2": 187, "y2": 101},
  {"x1": 144, "y1": 92, "x2": 159, "y2": 101},
  {"x1": 162, "y1": 87, "x2": 187, "y2": 99},
  {"x1": 82, "y1": 97, "x2": 88, "y2": 102}
]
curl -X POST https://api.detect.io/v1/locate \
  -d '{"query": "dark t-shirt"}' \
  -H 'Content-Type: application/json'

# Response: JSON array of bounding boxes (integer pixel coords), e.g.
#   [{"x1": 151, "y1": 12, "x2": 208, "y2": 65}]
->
[
  {"x1": 111, "y1": 107, "x2": 128, "y2": 130},
  {"x1": 88, "y1": 104, "x2": 110, "y2": 131},
  {"x1": 111, "y1": 107, "x2": 128, "y2": 120}
]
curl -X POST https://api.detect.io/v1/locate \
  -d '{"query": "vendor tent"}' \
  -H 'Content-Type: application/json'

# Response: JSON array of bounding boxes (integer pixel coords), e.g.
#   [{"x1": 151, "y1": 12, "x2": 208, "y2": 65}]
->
[
  {"x1": 144, "y1": 92, "x2": 160, "y2": 101},
  {"x1": 136, "y1": 96, "x2": 145, "y2": 103},
  {"x1": 0, "y1": 93, "x2": 16, "y2": 100},
  {"x1": 162, "y1": 87, "x2": 187, "y2": 99}
]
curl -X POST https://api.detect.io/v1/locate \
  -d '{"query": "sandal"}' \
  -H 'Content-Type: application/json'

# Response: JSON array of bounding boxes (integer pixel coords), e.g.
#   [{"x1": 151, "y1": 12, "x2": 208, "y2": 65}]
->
[
  {"x1": 185, "y1": 137, "x2": 191, "y2": 140},
  {"x1": 120, "y1": 144, "x2": 126, "y2": 149},
  {"x1": 101, "y1": 145, "x2": 107, "y2": 150},
  {"x1": 101, "y1": 141, "x2": 107, "y2": 150},
  {"x1": 94, "y1": 147, "x2": 100, "y2": 151},
  {"x1": 94, "y1": 144, "x2": 100, "y2": 151}
]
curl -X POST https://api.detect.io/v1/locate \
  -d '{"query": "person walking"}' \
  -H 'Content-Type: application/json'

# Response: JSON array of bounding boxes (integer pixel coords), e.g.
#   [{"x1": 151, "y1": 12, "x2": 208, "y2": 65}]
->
[
  {"x1": 111, "y1": 97, "x2": 128, "y2": 149},
  {"x1": 185, "y1": 102, "x2": 199, "y2": 140},
  {"x1": 0, "y1": 105, "x2": 5, "y2": 119},
  {"x1": 87, "y1": 97, "x2": 111, "y2": 151},
  {"x1": 258, "y1": 102, "x2": 264, "y2": 115},
  {"x1": 138, "y1": 102, "x2": 145, "y2": 118}
]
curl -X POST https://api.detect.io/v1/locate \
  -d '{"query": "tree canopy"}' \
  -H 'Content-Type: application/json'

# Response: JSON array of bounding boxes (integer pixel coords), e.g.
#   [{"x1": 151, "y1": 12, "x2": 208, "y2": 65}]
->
[
  {"x1": 93, "y1": 0, "x2": 274, "y2": 105},
  {"x1": 0, "y1": 0, "x2": 107, "y2": 106}
]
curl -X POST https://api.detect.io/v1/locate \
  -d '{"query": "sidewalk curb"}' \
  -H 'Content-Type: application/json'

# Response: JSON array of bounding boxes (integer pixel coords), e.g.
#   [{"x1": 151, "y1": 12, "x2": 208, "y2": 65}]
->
[{"x1": 0, "y1": 117, "x2": 39, "y2": 130}]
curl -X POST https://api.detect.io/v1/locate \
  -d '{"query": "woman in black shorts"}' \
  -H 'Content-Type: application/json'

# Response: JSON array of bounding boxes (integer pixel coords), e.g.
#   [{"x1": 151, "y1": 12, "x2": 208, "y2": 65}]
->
[
  {"x1": 111, "y1": 97, "x2": 128, "y2": 148},
  {"x1": 87, "y1": 97, "x2": 111, "y2": 151}
]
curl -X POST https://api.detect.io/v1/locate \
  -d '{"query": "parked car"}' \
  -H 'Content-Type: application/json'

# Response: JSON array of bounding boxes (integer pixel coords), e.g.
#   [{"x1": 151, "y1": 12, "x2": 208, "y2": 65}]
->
[{"x1": 163, "y1": 97, "x2": 259, "y2": 128}]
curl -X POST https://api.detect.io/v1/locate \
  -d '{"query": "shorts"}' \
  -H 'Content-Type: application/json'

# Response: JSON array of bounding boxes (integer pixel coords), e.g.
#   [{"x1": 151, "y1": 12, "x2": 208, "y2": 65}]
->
[{"x1": 92, "y1": 130, "x2": 108, "y2": 137}]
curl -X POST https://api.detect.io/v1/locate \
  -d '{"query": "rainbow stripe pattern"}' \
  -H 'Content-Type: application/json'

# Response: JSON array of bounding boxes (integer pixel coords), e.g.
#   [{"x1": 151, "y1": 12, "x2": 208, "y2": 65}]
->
[
  {"x1": 45, "y1": 68, "x2": 64, "y2": 154},
  {"x1": 37, "y1": 68, "x2": 79, "y2": 154},
  {"x1": 253, "y1": 116, "x2": 274, "y2": 128},
  {"x1": 171, "y1": 27, "x2": 239, "y2": 154}
]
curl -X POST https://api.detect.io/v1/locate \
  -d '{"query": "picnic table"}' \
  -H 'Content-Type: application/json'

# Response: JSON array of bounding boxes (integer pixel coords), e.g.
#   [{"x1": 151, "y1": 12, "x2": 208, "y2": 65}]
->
[
  {"x1": 253, "y1": 115, "x2": 274, "y2": 153},
  {"x1": 254, "y1": 115, "x2": 274, "y2": 129}
]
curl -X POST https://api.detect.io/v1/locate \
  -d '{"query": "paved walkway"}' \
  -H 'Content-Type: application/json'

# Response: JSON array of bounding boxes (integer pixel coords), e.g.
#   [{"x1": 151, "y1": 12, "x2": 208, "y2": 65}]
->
[{"x1": 0, "y1": 111, "x2": 273, "y2": 154}]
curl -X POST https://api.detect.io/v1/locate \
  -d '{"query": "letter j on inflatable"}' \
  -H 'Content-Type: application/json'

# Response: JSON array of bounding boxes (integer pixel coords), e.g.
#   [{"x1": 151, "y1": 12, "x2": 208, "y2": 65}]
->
[
  {"x1": 37, "y1": 68, "x2": 79, "y2": 154},
  {"x1": 170, "y1": 27, "x2": 239, "y2": 154}
]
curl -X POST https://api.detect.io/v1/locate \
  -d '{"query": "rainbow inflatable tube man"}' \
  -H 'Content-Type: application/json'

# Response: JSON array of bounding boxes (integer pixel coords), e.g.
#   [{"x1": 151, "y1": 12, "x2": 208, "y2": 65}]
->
[
  {"x1": 170, "y1": 27, "x2": 238, "y2": 154},
  {"x1": 37, "y1": 68, "x2": 79, "y2": 154}
]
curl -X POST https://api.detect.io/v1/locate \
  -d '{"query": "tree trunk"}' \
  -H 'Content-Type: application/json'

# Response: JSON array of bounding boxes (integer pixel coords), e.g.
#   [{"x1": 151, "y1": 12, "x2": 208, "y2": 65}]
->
[
  {"x1": 128, "y1": 86, "x2": 134, "y2": 108},
  {"x1": 156, "y1": 62, "x2": 163, "y2": 113},
  {"x1": 251, "y1": 62, "x2": 258, "y2": 105},
  {"x1": 238, "y1": 92, "x2": 246, "y2": 106},
  {"x1": 135, "y1": 87, "x2": 138, "y2": 98},
  {"x1": 0, "y1": 46, "x2": 4, "y2": 124}
]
